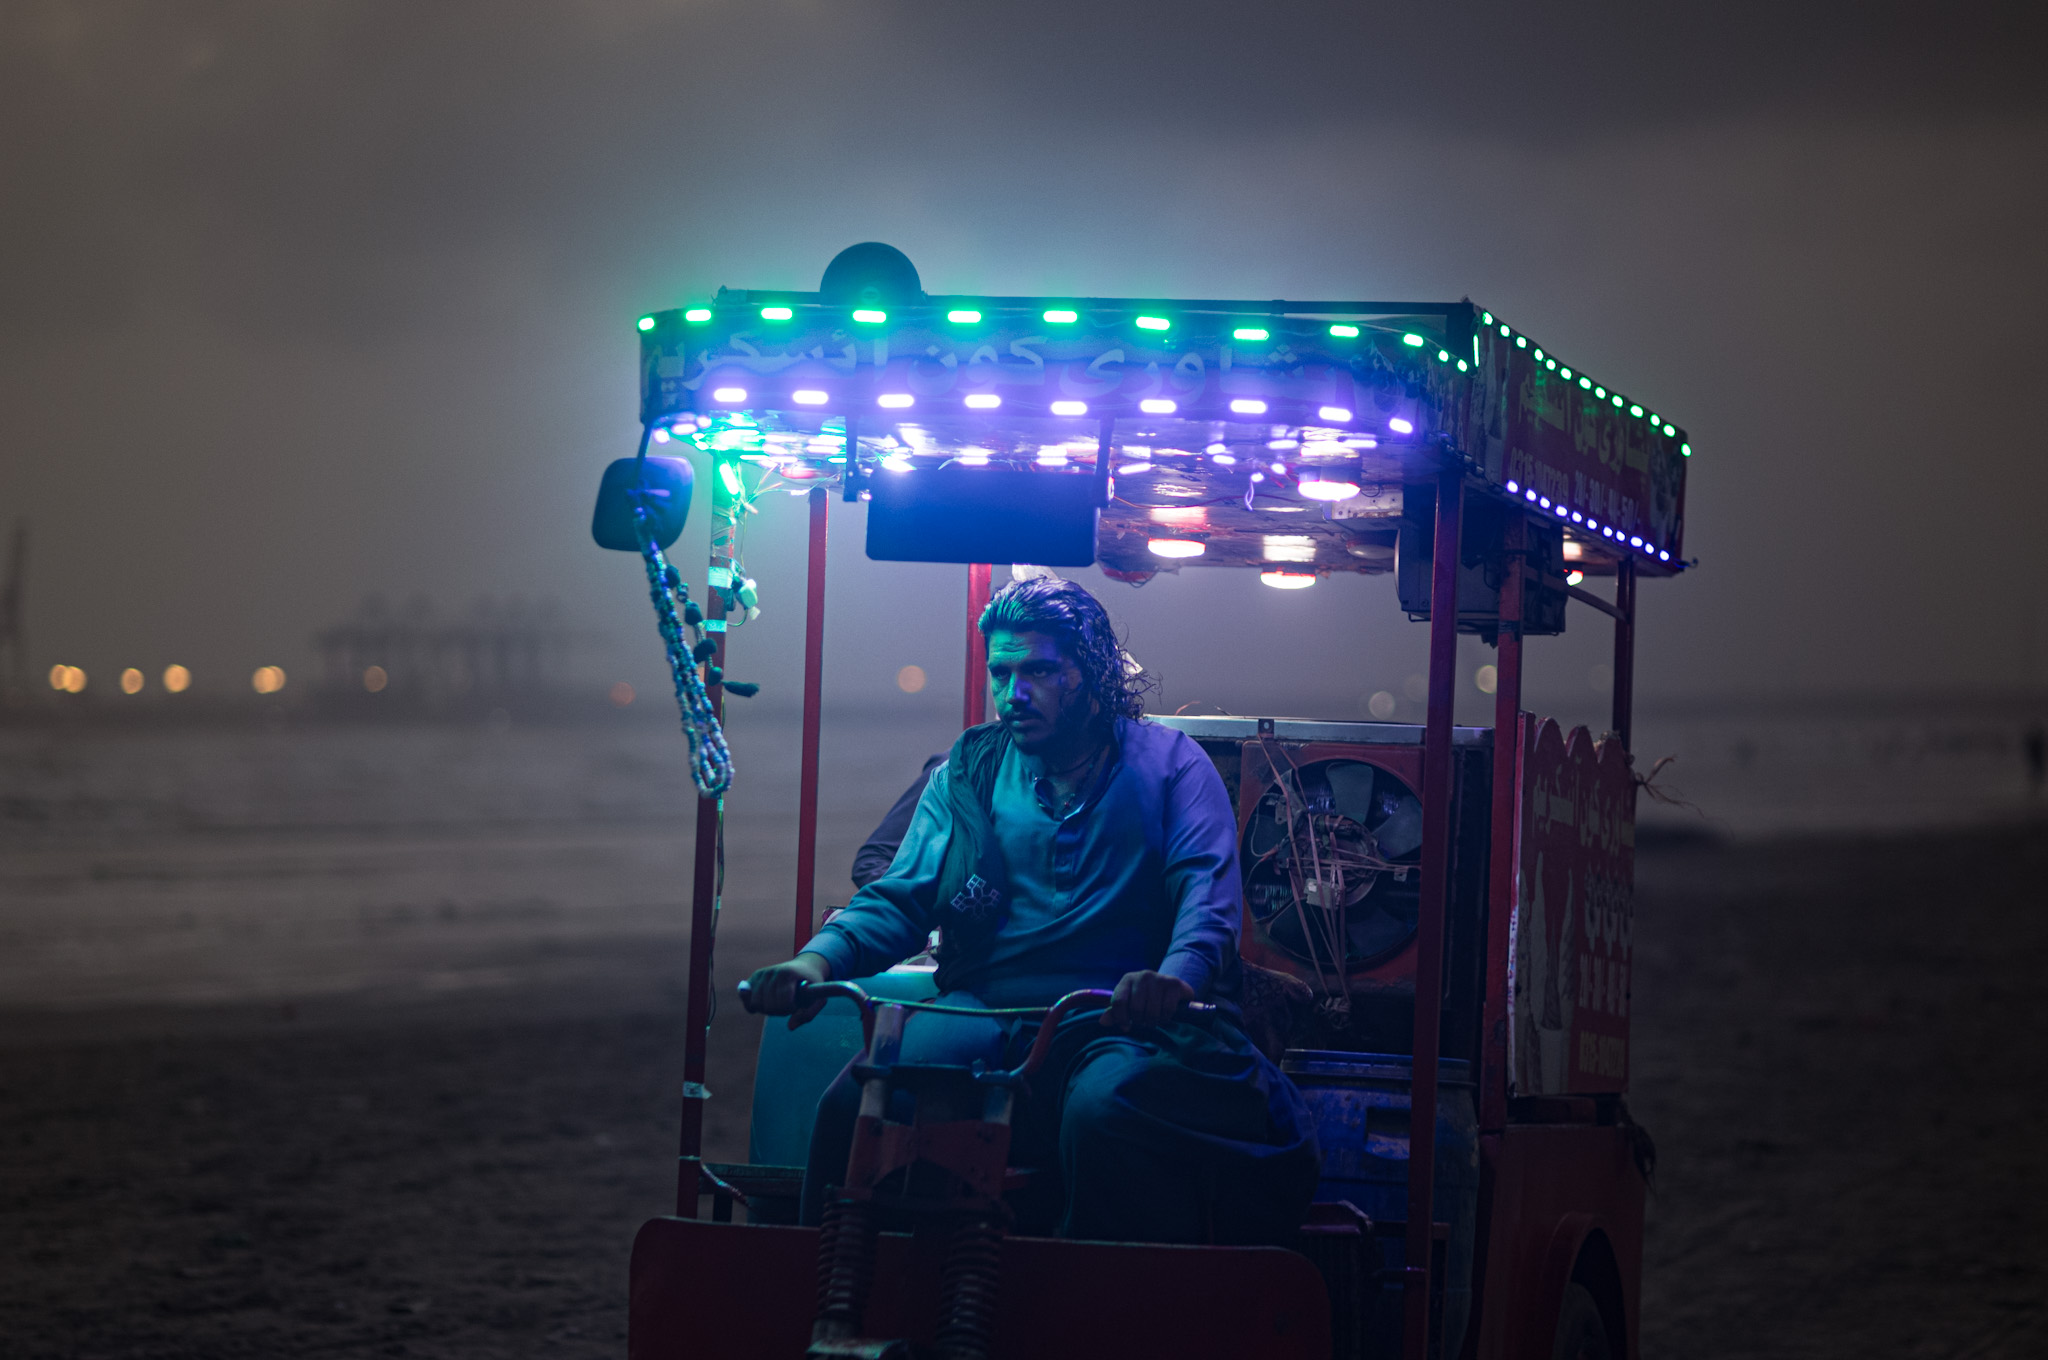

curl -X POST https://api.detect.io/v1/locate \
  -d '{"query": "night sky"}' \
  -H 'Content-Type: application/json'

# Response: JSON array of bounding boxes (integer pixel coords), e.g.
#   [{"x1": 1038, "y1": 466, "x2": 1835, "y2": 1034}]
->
[{"x1": 5, "y1": 2, "x2": 2044, "y2": 719}]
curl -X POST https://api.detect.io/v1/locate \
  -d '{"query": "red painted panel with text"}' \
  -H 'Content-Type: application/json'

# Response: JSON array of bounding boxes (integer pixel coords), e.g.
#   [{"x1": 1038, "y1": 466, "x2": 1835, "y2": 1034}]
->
[{"x1": 1510, "y1": 719, "x2": 1635, "y2": 1096}]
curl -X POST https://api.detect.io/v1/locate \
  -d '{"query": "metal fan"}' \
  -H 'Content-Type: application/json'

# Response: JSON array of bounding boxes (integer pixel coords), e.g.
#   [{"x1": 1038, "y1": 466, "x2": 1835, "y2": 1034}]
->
[{"x1": 1241, "y1": 757, "x2": 1424, "y2": 993}]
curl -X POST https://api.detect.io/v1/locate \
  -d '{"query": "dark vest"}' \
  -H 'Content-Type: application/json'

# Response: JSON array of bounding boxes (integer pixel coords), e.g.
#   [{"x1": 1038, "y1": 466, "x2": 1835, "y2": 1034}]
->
[{"x1": 930, "y1": 722, "x2": 1013, "y2": 992}]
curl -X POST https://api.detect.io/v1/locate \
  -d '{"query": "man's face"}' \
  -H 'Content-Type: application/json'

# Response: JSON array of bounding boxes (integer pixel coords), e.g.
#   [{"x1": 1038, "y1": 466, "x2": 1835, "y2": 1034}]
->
[{"x1": 986, "y1": 629, "x2": 1095, "y2": 754}]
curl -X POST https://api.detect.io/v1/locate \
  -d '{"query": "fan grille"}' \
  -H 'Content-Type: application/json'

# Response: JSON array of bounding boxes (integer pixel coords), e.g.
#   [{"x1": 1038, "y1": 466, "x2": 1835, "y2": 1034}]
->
[{"x1": 1241, "y1": 757, "x2": 1423, "y2": 991}]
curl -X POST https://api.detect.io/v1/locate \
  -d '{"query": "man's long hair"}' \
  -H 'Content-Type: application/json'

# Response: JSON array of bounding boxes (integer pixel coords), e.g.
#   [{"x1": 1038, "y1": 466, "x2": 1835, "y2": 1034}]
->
[{"x1": 977, "y1": 576, "x2": 1155, "y2": 730}]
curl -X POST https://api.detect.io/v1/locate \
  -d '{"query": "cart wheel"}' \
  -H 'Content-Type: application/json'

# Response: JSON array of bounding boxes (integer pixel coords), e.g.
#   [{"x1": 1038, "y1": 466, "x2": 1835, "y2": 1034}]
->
[{"x1": 1551, "y1": 1283, "x2": 1612, "y2": 1360}]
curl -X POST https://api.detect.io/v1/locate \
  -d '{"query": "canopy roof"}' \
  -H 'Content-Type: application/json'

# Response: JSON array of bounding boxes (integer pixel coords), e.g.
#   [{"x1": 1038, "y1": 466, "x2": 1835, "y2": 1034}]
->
[{"x1": 637, "y1": 274, "x2": 1689, "y2": 579}]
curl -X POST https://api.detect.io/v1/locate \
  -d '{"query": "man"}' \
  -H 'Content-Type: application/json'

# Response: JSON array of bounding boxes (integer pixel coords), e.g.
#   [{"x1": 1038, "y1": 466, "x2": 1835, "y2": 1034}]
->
[
  {"x1": 743, "y1": 577, "x2": 1320, "y2": 1244},
  {"x1": 850, "y1": 752, "x2": 943, "y2": 889}
]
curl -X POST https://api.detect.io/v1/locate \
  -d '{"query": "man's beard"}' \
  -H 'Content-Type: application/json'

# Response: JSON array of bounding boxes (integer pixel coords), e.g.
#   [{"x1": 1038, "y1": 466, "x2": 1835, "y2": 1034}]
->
[{"x1": 1003, "y1": 688, "x2": 1099, "y2": 752}]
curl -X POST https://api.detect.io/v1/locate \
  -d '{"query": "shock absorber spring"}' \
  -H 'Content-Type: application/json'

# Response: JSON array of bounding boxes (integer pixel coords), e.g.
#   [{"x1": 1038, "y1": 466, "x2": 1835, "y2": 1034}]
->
[
  {"x1": 935, "y1": 1215, "x2": 1004, "y2": 1360},
  {"x1": 812, "y1": 1197, "x2": 878, "y2": 1342}
]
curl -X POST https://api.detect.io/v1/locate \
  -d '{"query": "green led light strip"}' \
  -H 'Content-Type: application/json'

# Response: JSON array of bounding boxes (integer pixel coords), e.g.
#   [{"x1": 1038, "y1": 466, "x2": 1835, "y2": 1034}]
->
[{"x1": 645, "y1": 298, "x2": 1691, "y2": 456}]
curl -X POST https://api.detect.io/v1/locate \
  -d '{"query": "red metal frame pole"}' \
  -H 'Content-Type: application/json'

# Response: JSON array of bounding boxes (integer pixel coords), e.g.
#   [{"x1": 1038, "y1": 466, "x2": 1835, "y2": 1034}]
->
[
  {"x1": 1478, "y1": 511, "x2": 1525, "y2": 1135},
  {"x1": 964, "y1": 564, "x2": 992, "y2": 728},
  {"x1": 794, "y1": 488, "x2": 829, "y2": 955},
  {"x1": 1612, "y1": 558, "x2": 1636, "y2": 751},
  {"x1": 676, "y1": 457, "x2": 734, "y2": 1217},
  {"x1": 1405, "y1": 464, "x2": 1464, "y2": 1360}
]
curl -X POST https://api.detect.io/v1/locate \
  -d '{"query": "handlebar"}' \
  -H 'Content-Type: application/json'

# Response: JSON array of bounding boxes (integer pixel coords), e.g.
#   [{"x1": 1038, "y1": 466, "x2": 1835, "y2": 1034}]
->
[
  {"x1": 736, "y1": 978, "x2": 1215, "y2": 1081},
  {"x1": 738, "y1": 977, "x2": 879, "y2": 1048}
]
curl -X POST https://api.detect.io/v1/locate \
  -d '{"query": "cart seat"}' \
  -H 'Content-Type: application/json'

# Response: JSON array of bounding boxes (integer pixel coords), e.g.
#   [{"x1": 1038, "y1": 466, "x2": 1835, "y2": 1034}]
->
[{"x1": 748, "y1": 965, "x2": 940, "y2": 1168}]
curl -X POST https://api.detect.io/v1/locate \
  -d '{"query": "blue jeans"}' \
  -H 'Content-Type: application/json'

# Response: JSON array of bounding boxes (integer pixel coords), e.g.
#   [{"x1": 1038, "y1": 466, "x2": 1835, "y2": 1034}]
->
[{"x1": 799, "y1": 992, "x2": 1321, "y2": 1245}]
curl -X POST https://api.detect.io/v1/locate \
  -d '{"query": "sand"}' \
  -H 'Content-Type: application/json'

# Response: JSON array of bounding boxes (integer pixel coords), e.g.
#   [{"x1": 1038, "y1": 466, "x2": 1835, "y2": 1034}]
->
[{"x1": 2, "y1": 715, "x2": 2043, "y2": 1358}]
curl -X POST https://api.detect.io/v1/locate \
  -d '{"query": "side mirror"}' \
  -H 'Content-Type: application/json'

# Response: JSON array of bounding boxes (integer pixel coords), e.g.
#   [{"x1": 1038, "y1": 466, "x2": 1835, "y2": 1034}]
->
[{"x1": 591, "y1": 457, "x2": 693, "y2": 552}]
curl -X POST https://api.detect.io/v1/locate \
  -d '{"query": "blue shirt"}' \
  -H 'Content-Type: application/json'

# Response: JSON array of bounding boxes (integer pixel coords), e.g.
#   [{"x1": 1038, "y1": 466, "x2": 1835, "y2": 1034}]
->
[{"x1": 802, "y1": 718, "x2": 1243, "y2": 1007}]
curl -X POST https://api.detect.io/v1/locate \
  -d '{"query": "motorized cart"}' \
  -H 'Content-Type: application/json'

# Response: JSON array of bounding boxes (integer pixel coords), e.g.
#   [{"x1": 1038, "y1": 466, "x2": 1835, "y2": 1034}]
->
[{"x1": 606, "y1": 244, "x2": 1689, "y2": 1360}]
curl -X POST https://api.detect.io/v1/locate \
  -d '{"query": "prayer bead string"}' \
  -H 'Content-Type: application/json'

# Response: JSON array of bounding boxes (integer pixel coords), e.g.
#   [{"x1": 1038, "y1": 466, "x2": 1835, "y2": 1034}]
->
[{"x1": 633, "y1": 422, "x2": 733, "y2": 797}]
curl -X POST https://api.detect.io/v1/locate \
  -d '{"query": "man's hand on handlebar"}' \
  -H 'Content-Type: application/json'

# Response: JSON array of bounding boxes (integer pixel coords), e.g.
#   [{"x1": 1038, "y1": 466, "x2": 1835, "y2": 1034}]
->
[
  {"x1": 739, "y1": 952, "x2": 835, "y2": 1029},
  {"x1": 1102, "y1": 969, "x2": 1196, "y2": 1031}
]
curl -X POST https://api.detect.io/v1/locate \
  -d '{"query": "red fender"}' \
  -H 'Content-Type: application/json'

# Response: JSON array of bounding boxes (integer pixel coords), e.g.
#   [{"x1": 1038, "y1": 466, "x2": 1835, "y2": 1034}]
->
[
  {"x1": 630, "y1": 1217, "x2": 1332, "y2": 1360},
  {"x1": 1526, "y1": 1212, "x2": 1596, "y2": 1360}
]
